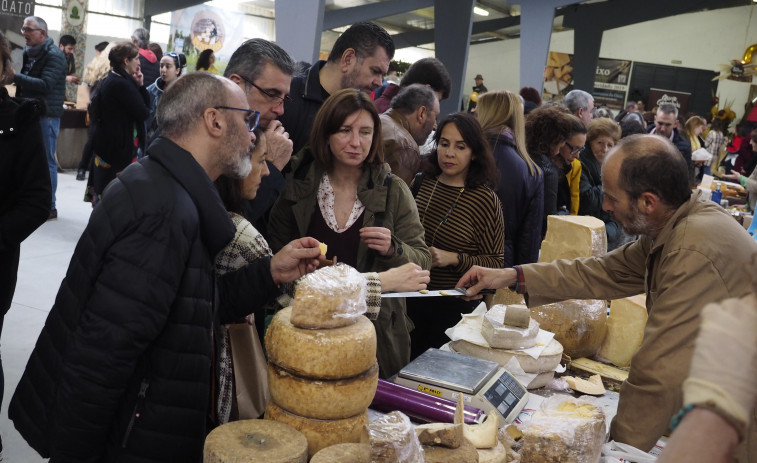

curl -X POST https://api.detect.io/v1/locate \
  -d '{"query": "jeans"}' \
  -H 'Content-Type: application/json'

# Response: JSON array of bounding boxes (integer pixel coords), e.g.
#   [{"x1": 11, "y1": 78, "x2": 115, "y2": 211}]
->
[{"x1": 39, "y1": 117, "x2": 61, "y2": 209}]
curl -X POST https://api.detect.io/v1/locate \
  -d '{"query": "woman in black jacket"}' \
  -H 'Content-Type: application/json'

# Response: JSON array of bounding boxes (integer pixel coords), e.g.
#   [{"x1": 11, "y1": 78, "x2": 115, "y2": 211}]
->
[
  {"x1": 477, "y1": 89, "x2": 544, "y2": 266},
  {"x1": 89, "y1": 41, "x2": 150, "y2": 205}
]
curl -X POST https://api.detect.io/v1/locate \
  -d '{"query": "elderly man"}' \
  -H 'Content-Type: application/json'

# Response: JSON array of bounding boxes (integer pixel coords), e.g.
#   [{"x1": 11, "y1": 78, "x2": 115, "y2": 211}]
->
[
  {"x1": 459, "y1": 134, "x2": 757, "y2": 455},
  {"x1": 649, "y1": 103, "x2": 692, "y2": 184},
  {"x1": 10, "y1": 16, "x2": 66, "y2": 220},
  {"x1": 563, "y1": 89, "x2": 595, "y2": 126},
  {"x1": 9, "y1": 73, "x2": 322, "y2": 462},
  {"x1": 380, "y1": 84, "x2": 439, "y2": 186},
  {"x1": 280, "y1": 21, "x2": 394, "y2": 154}
]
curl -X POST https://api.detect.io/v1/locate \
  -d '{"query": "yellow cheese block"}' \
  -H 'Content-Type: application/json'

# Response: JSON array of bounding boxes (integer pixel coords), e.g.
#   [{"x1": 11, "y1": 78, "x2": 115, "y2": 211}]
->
[
  {"x1": 203, "y1": 419, "x2": 307, "y2": 463},
  {"x1": 265, "y1": 307, "x2": 376, "y2": 379},
  {"x1": 569, "y1": 357, "x2": 629, "y2": 383},
  {"x1": 598, "y1": 294, "x2": 647, "y2": 367},
  {"x1": 291, "y1": 264, "x2": 366, "y2": 329},
  {"x1": 539, "y1": 215, "x2": 606, "y2": 263},
  {"x1": 267, "y1": 363, "x2": 378, "y2": 420},
  {"x1": 265, "y1": 401, "x2": 369, "y2": 458},
  {"x1": 310, "y1": 443, "x2": 370, "y2": 463}
]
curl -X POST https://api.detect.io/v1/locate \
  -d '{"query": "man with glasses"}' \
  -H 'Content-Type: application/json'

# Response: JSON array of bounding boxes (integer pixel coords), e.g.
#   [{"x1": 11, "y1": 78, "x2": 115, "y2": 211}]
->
[
  {"x1": 10, "y1": 16, "x2": 67, "y2": 220},
  {"x1": 9, "y1": 73, "x2": 323, "y2": 461}
]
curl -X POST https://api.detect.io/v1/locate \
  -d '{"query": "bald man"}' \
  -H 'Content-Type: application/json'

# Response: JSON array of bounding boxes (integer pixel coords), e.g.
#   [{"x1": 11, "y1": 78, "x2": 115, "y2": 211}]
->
[{"x1": 458, "y1": 134, "x2": 757, "y2": 455}]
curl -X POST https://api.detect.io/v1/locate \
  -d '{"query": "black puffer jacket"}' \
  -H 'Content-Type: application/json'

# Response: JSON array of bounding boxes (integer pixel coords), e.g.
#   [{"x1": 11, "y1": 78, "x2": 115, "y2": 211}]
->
[
  {"x1": 9, "y1": 137, "x2": 280, "y2": 462},
  {"x1": 534, "y1": 152, "x2": 562, "y2": 239}
]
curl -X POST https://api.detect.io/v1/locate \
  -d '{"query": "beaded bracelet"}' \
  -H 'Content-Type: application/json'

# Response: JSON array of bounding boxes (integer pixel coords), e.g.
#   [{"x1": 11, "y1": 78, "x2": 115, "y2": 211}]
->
[{"x1": 670, "y1": 402, "x2": 746, "y2": 441}]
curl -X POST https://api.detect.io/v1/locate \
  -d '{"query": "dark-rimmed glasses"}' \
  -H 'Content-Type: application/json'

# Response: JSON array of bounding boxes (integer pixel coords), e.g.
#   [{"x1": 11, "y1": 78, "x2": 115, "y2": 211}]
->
[
  {"x1": 565, "y1": 141, "x2": 582, "y2": 155},
  {"x1": 238, "y1": 74, "x2": 292, "y2": 106},
  {"x1": 214, "y1": 106, "x2": 260, "y2": 132}
]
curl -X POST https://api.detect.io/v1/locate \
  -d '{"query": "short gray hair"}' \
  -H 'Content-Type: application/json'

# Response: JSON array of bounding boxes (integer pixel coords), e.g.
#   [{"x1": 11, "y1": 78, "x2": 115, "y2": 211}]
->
[
  {"x1": 131, "y1": 28, "x2": 149, "y2": 49},
  {"x1": 24, "y1": 16, "x2": 48, "y2": 32},
  {"x1": 563, "y1": 89, "x2": 593, "y2": 114},
  {"x1": 224, "y1": 38, "x2": 295, "y2": 83},
  {"x1": 390, "y1": 83, "x2": 436, "y2": 116},
  {"x1": 657, "y1": 103, "x2": 678, "y2": 119},
  {"x1": 157, "y1": 72, "x2": 232, "y2": 139}
]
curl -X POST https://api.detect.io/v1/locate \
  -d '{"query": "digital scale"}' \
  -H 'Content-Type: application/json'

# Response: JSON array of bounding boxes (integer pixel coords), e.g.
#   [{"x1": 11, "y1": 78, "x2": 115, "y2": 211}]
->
[{"x1": 395, "y1": 348, "x2": 529, "y2": 426}]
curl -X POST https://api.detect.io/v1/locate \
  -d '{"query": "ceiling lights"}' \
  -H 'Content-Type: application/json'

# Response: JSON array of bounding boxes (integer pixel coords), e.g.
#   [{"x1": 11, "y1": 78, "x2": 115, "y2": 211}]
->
[{"x1": 473, "y1": 6, "x2": 489, "y2": 16}]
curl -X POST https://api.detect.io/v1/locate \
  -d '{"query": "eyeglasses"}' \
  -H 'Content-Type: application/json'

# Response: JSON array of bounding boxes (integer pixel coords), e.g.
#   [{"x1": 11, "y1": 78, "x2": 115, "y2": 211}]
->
[
  {"x1": 238, "y1": 74, "x2": 292, "y2": 106},
  {"x1": 21, "y1": 27, "x2": 42, "y2": 33},
  {"x1": 565, "y1": 141, "x2": 582, "y2": 155},
  {"x1": 214, "y1": 106, "x2": 260, "y2": 132}
]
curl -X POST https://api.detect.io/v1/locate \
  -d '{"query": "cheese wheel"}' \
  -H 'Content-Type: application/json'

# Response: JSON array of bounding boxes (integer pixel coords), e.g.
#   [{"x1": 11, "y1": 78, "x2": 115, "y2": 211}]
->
[
  {"x1": 539, "y1": 215, "x2": 606, "y2": 263},
  {"x1": 267, "y1": 363, "x2": 378, "y2": 420},
  {"x1": 264, "y1": 401, "x2": 369, "y2": 458},
  {"x1": 477, "y1": 441, "x2": 509, "y2": 463},
  {"x1": 448, "y1": 338, "x2": 563, "y2": 373},
  {"x1": 203, "y1": 419, "x2": 307, "y2": 463},
  {"x1": 291, "y1": 264, "x2": 366, "y2": 328},
  {"x1": 530, "y1": 299, "x2": 607, "y2": 359},
  {"x1": 265, "y1": 307, "x2": 376, "y2": 379},
  {"x1": 482, "y1": 305, "x2": 539, "y2": 349},
  {"x1": 422, "y1": 437, "x2": 478, "y2": 463},
  {"x1": 310, "y1": 443, "x2": 371, "y2": 463}
]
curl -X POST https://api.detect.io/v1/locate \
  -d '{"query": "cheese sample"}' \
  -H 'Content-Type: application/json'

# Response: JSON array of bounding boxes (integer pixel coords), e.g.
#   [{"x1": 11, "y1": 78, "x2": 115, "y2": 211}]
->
[
  {"x1": 530, "y1": 299, "x2": 607, "y2": 358},
  {"x1": 265, "y1": 307, "x2": 376, "y2": 379},
  {"x1": 598, "y1": 294, "x2": 647, "y2": 367},
  {"x1": 520, "y1": 397, "x2": 606, "y2": 463},
  {"x1": 463, "y1": 410, "x2": 498, "y2": 449},
  {"x1": 291, "y1": 263, "x2": 367, "y2": 328},
  {"x1": 366, "y1": 411, "x2": 424, "y2": 463},
  {"x1": 477, "y1": 441, "x2": 509, "y2": 463},
  {"x1": 422, "y1": 437, "x2": 478, "y2": 463},
  {"x1": 563, "y1": 374, "x2": 605, "y2": 395},
  {"x1": 318, "y1": 242, "x2": 328, "y2": 256},
  {"x1": 203, "y1": 419, "x2": 307, "y2": 463},
  {"x1": 502, "y1": 304, "x2": 530, "y2": 328},
  {"x1": 310, "y1": 443, "x2": 370, "y2": 463},
  {"x1": 264, "y1": 401, "x2": 368, "y2": 458},
  {"x1": 449, "y1": 338, "x2": 563, "y2": 373},
  {"x1": 267, "y1": 363, "x2": 378, "y2": 420},
  {"x1": 538, "y1": 215, "x2": 606, "y2": 263},
  {"x1": 414, "y1": 422, "x2": 463, "y2": 448},
  {"x1": 482, "y1": 305, "x2": 539, "y2": 349}
]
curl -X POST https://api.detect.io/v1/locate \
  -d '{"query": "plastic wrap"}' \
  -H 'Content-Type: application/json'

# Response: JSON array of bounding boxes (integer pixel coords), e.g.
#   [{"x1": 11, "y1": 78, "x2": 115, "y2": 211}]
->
[
  {"x1": 367, "y1": 411, "x2": 424, "y2": 463},
  {"x1": 291, "y1": 263, "x2": 367, "y2": 329},
  {"x1": 482, "y1": 305, "x2": 540, "y2": 349},
  {"x1": 519, "y1": 396, "x2": 606, "y2": 463},
  {"x1": 371, "y1": 379, "x2": 486, "y2": 424},
  {"x1": 530, "y1": 299, "x2": 607, "y2": 359}
]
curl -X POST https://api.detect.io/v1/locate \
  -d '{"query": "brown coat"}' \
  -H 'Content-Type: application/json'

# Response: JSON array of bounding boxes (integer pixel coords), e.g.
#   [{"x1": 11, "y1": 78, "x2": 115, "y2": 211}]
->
[
  {"x1": 521, "y1": 191, "x2": 757, "y2": 453},
  {"x1": 380, "y1": 110, "x2": 421, "y2": 187}
]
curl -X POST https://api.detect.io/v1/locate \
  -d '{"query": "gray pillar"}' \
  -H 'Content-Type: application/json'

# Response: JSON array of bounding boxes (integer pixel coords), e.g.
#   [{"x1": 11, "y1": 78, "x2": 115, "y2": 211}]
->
[
  {"x1": 275, "y1": 0, "x2": 325, "y2": 64},
  {"x1": 571, "y1": 27, "x2": 603, "y2": 92},
  {"x1": 434, "y1": 0, "x2": 475, "y2": 117}
]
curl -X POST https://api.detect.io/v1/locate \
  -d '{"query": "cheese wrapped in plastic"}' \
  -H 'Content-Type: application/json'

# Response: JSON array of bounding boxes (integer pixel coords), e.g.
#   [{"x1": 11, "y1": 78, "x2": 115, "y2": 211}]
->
[
  {"x1": 366, "y1": 411, "x2": 424, "y2": 463},
  {"x1": 291, "y1": 263, "x2": 367, "y2": 329},
  {"x1": 530, "y1": 299, "x2": 607, "y2": 359}
]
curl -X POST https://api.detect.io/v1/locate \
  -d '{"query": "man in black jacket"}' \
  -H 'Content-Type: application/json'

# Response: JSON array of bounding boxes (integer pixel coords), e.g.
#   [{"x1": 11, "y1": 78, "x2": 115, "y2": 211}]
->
[
  {"x1": 648, "y1": 103, "x2": 692, "y2": 185},
  {"x1": 9, "y1": 72, "x2": 322, "y2": 462}
]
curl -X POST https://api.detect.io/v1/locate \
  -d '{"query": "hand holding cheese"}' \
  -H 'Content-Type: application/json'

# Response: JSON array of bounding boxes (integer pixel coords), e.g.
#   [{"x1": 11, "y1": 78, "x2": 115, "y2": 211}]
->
[{"x1": 270, "y1": 237, "x2": 323, "y2": 285}]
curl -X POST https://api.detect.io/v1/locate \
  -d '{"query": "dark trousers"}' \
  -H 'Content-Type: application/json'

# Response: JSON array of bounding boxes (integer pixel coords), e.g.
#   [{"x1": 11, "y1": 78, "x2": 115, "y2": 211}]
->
[
  {"x1": 407, "y1": 296, "x2": 478, "y2": 361},
  {"x1": 77, "y1": 123, "x2": 97, "y2": 171}
]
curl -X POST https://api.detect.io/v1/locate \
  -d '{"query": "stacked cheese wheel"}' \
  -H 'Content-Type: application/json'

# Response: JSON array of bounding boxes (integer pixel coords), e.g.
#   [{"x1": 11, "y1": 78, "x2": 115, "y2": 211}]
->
[{"x1": 264, "y1": 266, "x2": 378, "y2": 458}]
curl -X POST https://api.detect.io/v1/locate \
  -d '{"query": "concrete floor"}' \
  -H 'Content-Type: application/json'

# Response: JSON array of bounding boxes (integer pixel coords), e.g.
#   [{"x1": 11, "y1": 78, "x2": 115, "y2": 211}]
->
[{"x1": 3, "y1": 171, "x2": 92, "y2": 462}]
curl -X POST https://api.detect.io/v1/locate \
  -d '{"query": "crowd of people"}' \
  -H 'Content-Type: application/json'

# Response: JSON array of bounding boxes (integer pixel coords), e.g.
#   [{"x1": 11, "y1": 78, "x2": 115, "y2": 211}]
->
[{"x1": 3, "y1": 14, "x2": 757, "y2": 463}]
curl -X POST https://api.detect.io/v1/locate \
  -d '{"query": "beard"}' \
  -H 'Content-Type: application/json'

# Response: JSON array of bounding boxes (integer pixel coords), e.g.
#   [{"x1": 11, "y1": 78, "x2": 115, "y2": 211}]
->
[
  {"x1": 617, "y1": 201, "x2": 651, "y2": 236},
  {"x1": 219, "y1": 136, "x2": 254, "y2": 179}
]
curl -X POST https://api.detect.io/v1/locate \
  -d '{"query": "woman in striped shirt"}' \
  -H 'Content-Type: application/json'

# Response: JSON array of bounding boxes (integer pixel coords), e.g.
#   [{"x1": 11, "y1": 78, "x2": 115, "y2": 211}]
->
[{"x1": 408, "y1": 112, "x2": 504, "y2": 359}]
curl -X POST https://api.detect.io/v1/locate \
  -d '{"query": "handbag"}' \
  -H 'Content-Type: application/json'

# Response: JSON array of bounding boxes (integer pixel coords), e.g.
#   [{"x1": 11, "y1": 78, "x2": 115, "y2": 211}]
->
[{"x1": 227, "y1": 317, "x2": 270, "y2": 419}]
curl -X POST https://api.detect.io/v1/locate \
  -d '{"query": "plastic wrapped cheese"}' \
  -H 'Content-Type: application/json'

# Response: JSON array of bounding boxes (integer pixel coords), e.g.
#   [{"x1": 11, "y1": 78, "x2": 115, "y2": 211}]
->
[
  {"x1": 482, "y1": 305, "x2": 539, "y2": 349},
  {"x1": 366, "y1": 411, "x2": 424, "y2": 463},
  {"x1": 539, "y1": 215, "x2": 606, "y2": 263},
  {"x1": 530, "y1": 299, "x2": 607, "y2": 359},
  {"x1": 291, "y1": 263, "x2": 367, "y2": 328}
]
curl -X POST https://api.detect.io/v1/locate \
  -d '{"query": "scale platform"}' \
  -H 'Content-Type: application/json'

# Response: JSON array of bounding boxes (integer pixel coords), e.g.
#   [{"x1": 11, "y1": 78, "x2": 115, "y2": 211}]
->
[{"x1": 395, "y1": 348, "x2": 529, "y2": 426}]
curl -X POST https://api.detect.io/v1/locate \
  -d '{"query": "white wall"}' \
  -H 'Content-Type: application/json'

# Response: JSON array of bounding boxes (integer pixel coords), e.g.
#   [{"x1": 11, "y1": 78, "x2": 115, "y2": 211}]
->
[{"x1": 464, "y1": 4, "x2": 757, "y2": 120}]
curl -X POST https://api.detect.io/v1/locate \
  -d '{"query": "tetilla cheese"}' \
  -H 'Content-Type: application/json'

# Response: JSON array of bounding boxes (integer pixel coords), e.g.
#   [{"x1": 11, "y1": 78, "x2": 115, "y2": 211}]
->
[
  {"x1": 538, "y1": 215, "x2": 606, "y2": 263},
  {"x1": 449, "y1": 338, "x2": 563, "y2": 375},
  {"x1": 530, "y1": 299, "x2": 607, "y2": 359},
  {"x1": 203, "y1": 419, "x2": 307, "y2": 463},
  {"x1": 598, "y1": 294, "x2": 647, "y2": 367},
  {"x1": 310, "y1": 443, "x2": 370, "y2": 463},
  {"x1": 482, "y1": 305, "x2": 539, "y2": 349},
  {"x1": 267, "y1": 363, "x2": 378, "y2": 420},
  {"x1": 264, "y1": 401, "x2": 368, "y2": 458},
  {"x1": 290, "y1": 263, "x2": 367, "y2": 329},
  {"x1": 265, "y1": 307, "x2": 377, "y2": 379}
]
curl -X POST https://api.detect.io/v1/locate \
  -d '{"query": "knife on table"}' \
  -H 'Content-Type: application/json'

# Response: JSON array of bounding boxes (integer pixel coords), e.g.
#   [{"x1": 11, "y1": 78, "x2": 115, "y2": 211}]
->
[{"x1": 382, "y1": 288, "x2": 495, "y2": 298}]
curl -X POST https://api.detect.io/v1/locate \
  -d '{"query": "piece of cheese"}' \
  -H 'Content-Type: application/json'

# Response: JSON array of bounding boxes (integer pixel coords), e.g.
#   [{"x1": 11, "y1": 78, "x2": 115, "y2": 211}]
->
[
  {"x1": 569, "y1": 357, "x2": 629, "y2": 383},
  {"x1": 538, "y1": 215, "x2": 606, "y2": 263},
  {"x1": 477, "y1": 440, "x2": 509, "y2": 463},
  {"x1": 318, "y1": 242, "x2": 328, "y2": 256},
  {"x1": 526, "y1": 371, "x2": 555, "y2": 390},
  {"x1": 463, "y1": 410, "x2": 499, "y2": 449},
  {"x1": 366, "y1": 411, "x2": 424, "y2": 463},
  {"x1": 265, "y1": 307, "x2": 376, "y2": 379},
  {"x1": 265, "y1": 401, "x2": 369, "y2": 458},
  {"x1": 422, "y1": 437, "x2": 478, "y2": 463},
  {"x1": 449, "y1": 338, "x2": 563, "y2": 374},
  {"x1": 203, "y1": 419, "x2": 308, "y2": 463},
  {"x1": 414, "y1": 422, "x2": 463, "y2": 448},
  {"x1": 291, "y1": 264, "x2": 367, "y2": 329},
  {"x1": 267, "y1": 363, "x2": 378, "y2": 420},
  {"x1": 482, "y1": 305, "x2": 539, "y2": 349},
  {"x1": 310, "y1": 443, "x2": 370, "y2": 463},
  {"x1": 563, "y1": 374, "x2": 605, "y2": 395},
  {"x1": 530, "y1": 299, "x2": 607, "y2": 358},
  {"x1": 598, "y1": 294, "x2": 647, "y2": 367},
  {"x1": 485, "y1": 288, "x2": 525, "y2": 308},
  {"x1": 502, "y1": 304, "x2": 530, "y2": 328}
]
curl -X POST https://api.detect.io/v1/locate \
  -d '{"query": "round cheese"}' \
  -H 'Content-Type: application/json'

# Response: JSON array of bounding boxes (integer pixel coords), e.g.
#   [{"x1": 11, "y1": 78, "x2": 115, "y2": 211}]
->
[
  {"x1": 265, "y1": 401, "x2": 369, "y2": 458},
  {"x1": 267, "y1": 363, "x2": 378, "y2": 420},
  {"x1": 482, "y1": 305, "x2": 539, "y2": 349},
  {"x1": 203, "y1": 419, "x2": 307, "y2": 463},
  {"x1": 530, "y1": 299, "x2": 607, "y2": 358},
  {"x1": 310, "y1": 443, "x2": 371, "y2": 463},
  {"x1": 477, "y1": 440, "x2": 509, "y2": 463},
  {"x1": 265, "y1": 306, "x2": 377, "y2": 379},
  {"x1": 448, "y1": 338, "x2": 563, "y2": 373},
  {"x1": 291, "y1": 263, "x2": 367, "y2": 329}
]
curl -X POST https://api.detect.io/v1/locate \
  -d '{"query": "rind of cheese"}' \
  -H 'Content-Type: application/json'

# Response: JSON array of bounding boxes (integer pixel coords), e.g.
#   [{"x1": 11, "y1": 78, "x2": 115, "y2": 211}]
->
[
  {"x1": 449, "y1": 338, "x2": 563, "y2": 373},
  {"x1": 310, "y1": 443, "x2": 371, "y2": 463},
  {"x1": 463, "y1": 410, "x2": 498, "y2": 449},
  {"x1": 267, "y1": 363, "x2": 378, "y2": 420},
  {"x1": 203, "y1": 419, "x2": 307, "y2": 463},
  {"x1": 539, "y1": 215, "x2": 606, "y2": 264},
  {"x1": 530, "y1": 299, "x2": 607, "y2": 358},
  {"x1": 477, "y1": 440, "x2": 509, "y2": 463},
  {"x1": 482, "y1": 306, "x2": 539, "y2": 349},
  {"x1": 265, "y1": 401, "x2": 369, "y2": 458},
  {"x1": 597, "y1": 294, "x2": 647, "y2": 367},
  {"x1": 563, "y1": 374, "x2": 605, "y2": 395},
  {"x1": 422, "y1": 437, "x2": 478, "y2": 463},
  {"x1": 291, "y1": 264, "x2": 367, "y2": 329},
  {"x1": 265, "y1": 307, "x2": 377, "y2": 379},
  {"x1": 414, "y1": 422, "x2": 463, "y2": 448}
]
